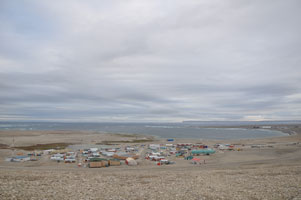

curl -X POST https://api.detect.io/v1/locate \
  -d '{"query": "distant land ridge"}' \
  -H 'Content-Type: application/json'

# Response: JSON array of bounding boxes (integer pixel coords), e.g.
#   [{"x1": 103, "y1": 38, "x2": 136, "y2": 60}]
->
[{"x1": 182, "y1": 120, "x2": 301, "y2": 126}]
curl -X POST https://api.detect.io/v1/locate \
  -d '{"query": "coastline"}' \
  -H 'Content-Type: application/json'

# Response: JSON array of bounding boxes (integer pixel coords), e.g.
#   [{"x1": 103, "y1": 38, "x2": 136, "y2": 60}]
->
[{"x1": 0, "y1": 124, "x2": 301, "y2": 199}]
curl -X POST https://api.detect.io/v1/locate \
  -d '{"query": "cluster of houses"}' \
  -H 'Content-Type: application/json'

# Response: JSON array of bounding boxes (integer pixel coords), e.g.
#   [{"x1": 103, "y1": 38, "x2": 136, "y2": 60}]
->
[
  {"x1": 5, "y1": 151, "x2": 44, "y2": 162},
  {"x1": 50, "y1": 151, "x2": 77, "y2": 163},
  {"x1": 76, "y1": 145, "x2": 140, "y2": 168},
  {"x1": 144, "y1": 141, "x2": 242, "y2": 165},
  {"x1": 5, "y1": 140, "x2": 242, "y2": 167},
  {"x1": 4, "y1": 145, "x2": 140, "y2": 168},
  {"x1": 145, "y1": 142, "x2": 217, "y2": 165},
  {"x1": 214, "y1": 144, "x2": 236, "y2": 150}
]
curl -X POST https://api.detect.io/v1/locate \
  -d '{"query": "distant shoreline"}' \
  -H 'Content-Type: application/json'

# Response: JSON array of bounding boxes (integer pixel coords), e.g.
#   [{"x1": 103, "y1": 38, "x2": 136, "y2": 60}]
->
[
  {"x1": 0, "y1": 125, "x2": 295, "y2": 141},
  {"x1": 0, "y1": 122, "x2": 300, "y2": 140},
  {"x1": 187, "y1": 125, "x2": 299, "y2": 136}
]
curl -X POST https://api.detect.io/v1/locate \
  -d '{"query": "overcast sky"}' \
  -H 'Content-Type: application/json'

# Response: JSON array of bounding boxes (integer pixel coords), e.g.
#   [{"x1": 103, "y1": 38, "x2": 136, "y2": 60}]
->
[{"x1": 0, "y1": 0, "x2": 300, "y2": 122}]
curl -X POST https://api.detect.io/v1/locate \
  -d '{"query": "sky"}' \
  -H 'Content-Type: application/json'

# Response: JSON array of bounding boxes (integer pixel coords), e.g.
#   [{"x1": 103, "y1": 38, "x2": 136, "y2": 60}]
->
[{"x1": 0, "y1": 0, "x2": 301, "y2": 122}]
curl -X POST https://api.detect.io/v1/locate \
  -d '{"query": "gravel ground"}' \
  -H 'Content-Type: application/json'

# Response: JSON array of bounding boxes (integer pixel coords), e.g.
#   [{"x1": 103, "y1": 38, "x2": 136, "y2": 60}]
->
[
  {"x1": 1, "y1": 126, "x2": 301, "y2": 200},
  {"x1": 1, "y1": 166, "x2": 301, "y2": 200}
]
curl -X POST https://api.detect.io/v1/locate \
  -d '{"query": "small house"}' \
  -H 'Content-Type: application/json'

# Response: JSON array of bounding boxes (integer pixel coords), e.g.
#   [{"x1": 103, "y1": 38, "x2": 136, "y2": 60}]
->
[
  {"x1": 109, "y1": 159, "x2": 121, "y2": 166},
  {"x1": 89, "y1": 162, "x2": 103, "y2": 168},
  {"x1": 191, "y1": 149, "x2": 215, "y2": 155}
]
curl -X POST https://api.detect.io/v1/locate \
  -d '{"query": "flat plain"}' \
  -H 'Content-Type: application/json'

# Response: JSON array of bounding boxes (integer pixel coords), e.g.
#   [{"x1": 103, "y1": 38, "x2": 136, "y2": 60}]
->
[{"x1": 0, "y1": 125, "x2": 301, "y2": 200}]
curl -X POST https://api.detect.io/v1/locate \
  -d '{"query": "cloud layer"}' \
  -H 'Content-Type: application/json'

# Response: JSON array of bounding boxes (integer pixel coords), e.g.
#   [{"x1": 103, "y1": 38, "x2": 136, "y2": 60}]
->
[{"x1": 0, "y1": 0, "x2": 301, "y2": 122}]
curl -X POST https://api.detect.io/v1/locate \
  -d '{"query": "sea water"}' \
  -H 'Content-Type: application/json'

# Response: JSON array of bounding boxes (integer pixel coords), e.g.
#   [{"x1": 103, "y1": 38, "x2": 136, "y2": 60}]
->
[{"x1": 0, "y1": 121, "x2": 289, "y2": 139}]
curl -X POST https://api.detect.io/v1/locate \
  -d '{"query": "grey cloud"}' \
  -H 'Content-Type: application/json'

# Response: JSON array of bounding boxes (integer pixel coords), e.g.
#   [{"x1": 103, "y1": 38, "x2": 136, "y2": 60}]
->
[{"x1": 0, "y1": 0, "x2": 300, "y2": 122}]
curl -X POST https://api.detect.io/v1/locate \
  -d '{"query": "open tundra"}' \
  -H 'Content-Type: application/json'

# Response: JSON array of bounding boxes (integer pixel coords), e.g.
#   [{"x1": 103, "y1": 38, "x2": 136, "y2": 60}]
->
[{"x1": 0, "y1": 125, "x2": 301, "y2": 200}]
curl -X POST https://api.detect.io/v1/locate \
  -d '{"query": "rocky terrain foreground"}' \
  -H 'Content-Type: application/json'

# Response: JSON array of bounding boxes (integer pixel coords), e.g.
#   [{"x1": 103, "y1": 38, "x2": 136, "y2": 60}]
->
[{"x1": 1, "y1": 166, "x2": 301, "y2": 200}]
